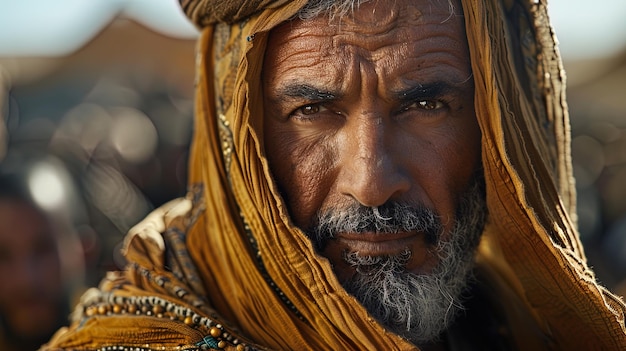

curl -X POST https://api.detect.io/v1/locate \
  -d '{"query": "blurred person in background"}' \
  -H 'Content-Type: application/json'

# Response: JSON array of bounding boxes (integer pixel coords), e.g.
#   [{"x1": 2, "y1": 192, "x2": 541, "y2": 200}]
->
[{"x1": 0, "y1": 172, "x2": 84, "y2": 351}]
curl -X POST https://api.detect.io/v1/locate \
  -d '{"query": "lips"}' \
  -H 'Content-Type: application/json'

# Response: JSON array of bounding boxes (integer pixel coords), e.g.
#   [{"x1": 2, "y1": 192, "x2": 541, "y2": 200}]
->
[{"x1": 334, "y1": 231, "x2": 422, "y2": 256}]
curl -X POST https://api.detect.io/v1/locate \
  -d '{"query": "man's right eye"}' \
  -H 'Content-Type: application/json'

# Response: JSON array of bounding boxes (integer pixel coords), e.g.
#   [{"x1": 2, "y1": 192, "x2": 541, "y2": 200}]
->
[
  {"x1": 290, "y1": 104, "x2": 329, "y2": 120},
  {"x1": 299, "y1": 104, "x2": 323, "y2": 115}
]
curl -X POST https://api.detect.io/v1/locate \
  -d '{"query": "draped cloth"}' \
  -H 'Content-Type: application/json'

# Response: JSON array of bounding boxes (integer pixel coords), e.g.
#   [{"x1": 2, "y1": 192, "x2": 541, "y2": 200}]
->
[{"x1": 43, "y1": 0, "x2": 626, "y2": 350}]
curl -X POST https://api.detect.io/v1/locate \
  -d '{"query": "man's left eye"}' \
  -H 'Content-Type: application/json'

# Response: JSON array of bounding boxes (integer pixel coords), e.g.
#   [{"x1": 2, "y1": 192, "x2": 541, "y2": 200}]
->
[
  {"x1": 400, "y1": 99, "x2": 446, "y2": 113},
  {"x1": 417, "y1": 100, "x2": 444, "y2": 110}
]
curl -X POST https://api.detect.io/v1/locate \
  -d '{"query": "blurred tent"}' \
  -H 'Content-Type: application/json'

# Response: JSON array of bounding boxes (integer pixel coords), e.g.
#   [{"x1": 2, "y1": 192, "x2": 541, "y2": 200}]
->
[{"x1": 0, "y1": 0, "x2": 198, "y2": 57}]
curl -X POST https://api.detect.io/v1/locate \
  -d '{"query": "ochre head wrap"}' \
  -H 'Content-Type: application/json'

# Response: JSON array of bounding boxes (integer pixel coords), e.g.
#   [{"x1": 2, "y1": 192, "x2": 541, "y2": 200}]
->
[
  {"x1": 44, "y1": 1, "x2": 625, "y2": 350},
  {"x1": 179, "y1": 0, "x2": 292, "y2": 25}
]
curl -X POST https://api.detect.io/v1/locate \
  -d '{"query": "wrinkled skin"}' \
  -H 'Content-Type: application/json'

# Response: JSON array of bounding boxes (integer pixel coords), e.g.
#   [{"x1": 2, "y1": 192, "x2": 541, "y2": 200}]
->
[{"x1": 263, "y1": 0, "x2": 480, "y2": 283}]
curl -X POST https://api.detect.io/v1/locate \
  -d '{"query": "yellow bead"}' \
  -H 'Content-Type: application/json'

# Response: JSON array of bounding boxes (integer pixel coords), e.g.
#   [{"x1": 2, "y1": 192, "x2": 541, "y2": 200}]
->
[
  {"x1": 217, "y1": 341, "x2": 226, "y2": 349},
  {"x1": 184, "y1": 316, "x2": 194, "y2": 325},
  {"x1": 153, "y1": 305, "x2": 164, "y2": 314},
  {"x1": 127, "y1": 305, "x2": 137, "y2": 313},
  {"x1": 210, "y1": 327, "x2": 221, "y2": 338},
  {"x1": 112, "y1": 305, "x2": 122, "y2": 314},
  {"x1": 97, "y1": 305, "x2": 108, "y2": 315},
  {"x1": 236, "y1": 344, "x2": 245, "y2": 351},
  {"x1": 85, "y1": 307, "x2": 96, "y2": 317}
]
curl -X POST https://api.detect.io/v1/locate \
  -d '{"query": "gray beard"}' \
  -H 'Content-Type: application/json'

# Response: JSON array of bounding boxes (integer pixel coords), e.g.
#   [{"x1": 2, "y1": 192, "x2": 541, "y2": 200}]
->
[{"x1": 307, "y1": 177, "x2": 486, "y2": 345}]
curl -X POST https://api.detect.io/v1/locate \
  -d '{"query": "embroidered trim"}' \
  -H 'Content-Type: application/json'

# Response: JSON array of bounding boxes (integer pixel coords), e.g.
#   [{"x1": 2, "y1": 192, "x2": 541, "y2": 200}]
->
[
  {"x1": 217, "y1": 114, "x2": 234, "y2": 175},
  {"x1": 83, "y1": 293, "x2": 252, "y2": 351},
  {"x1": 241, "y1": 215, "x2": 309, "y2": 324}
]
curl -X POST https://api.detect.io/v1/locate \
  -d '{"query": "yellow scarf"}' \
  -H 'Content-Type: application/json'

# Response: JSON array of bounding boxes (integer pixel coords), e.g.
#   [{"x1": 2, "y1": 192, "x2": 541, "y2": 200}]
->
[{"x1": 44, "y1": 1, "x2": 625, "y2": 350}]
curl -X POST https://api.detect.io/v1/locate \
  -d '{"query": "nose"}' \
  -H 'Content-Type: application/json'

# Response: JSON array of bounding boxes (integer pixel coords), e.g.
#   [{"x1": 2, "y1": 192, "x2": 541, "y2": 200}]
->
[{"x1": 337, "y1": 117, "x2": 411, "y2": 207}]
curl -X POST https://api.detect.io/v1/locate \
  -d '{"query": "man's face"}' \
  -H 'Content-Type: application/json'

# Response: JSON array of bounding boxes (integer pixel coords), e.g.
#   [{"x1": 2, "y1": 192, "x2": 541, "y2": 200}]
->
[
  {"x1": 0, "y1": 199, "x2": 63, "y2": 340},
  {"x1": 263, "y1": 0, "x2": 484, "y2": 343}
]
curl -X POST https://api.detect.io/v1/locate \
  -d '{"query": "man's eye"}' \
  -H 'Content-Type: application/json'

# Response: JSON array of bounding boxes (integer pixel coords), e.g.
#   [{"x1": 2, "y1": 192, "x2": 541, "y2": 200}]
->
[
  {"x1": 417, "y1": 100, "x2": 444, "y2": 110},
  {"x1": 399, "y1": 99, "x2": 446, "y2": 115},
  {"x1": 290, "y1": 104, "x2": 329, "y2": 120},
  {"x1": 299, "y1": 104, "x2": 323, "y2": 115}
]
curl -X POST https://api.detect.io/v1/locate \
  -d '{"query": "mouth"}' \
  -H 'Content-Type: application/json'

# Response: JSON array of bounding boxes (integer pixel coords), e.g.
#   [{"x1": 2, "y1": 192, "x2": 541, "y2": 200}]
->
[{"x1": 334, "y1": 231, "x2": 423, "y2": 256}]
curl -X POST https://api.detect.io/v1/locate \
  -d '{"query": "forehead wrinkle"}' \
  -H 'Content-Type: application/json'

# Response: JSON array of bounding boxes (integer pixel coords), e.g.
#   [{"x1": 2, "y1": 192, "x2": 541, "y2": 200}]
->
[
  {"x1": 265, "y1": 0, "x2": 470, "y2": 99},
  {"x1": 269, "y1": 42, "x2": 355, "y2": 98},
  {"x1": 324, "y1": 0, "x2": 458, "y2": 34},
  {"x1": 327, "y1": 11, "x2": 466, "y2": 62},
  {"x1": 351, "y1": 32, "x2": 469, "y2": 89},
  {"x1": 267, "y1": 41, "x2": 336, "y2": 85},
  {"x1": 271, "y1": 35, "x2": 327, "y2": 67},
  {"x1": 269, "y1": 59, "x2": 348, "y2": 101}
]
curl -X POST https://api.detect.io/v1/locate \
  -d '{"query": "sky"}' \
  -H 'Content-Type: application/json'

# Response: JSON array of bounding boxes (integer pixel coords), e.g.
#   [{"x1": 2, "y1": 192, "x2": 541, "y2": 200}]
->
[
  {"x1": 0, "y1": 0, "x2": 198, "y2": 56},
  {"x1": 0, "y1": 0, "x2": 625, "y2": 60}
]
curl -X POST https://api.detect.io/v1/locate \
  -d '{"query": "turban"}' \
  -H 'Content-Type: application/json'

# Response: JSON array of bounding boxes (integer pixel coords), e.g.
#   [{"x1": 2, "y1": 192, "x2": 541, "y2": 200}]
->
[
  {"x1": 44, "y1": 0, "x2": 626, "y2": 350},
  {"x1": 179, "y1": 0, "x2": 292, "y2": 25}
]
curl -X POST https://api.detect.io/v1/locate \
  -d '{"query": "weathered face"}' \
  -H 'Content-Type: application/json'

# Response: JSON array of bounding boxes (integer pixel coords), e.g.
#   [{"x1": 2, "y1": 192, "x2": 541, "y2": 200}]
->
[
  {"x1": 0, "y1": 199, "x2": 63, "y2": 339},
  {"x1": 263, "y1": 0, "x2": 481, "y2": 282}
]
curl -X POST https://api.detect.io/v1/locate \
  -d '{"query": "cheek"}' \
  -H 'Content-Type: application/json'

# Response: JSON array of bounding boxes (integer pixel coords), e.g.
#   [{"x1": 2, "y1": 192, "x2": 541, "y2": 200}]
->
[
  {"x1": 452, "y1": 113, "x2": 482, "y2": 182},
  {"x1": 266, "y1": 128, "x2": 338, "y2": 229},
  {"x1": 434, "y1": 117, "x2": 481, "y2": 210},
  {"x1": 407, "y1": 114, "x2": 481, "y2": 219}
]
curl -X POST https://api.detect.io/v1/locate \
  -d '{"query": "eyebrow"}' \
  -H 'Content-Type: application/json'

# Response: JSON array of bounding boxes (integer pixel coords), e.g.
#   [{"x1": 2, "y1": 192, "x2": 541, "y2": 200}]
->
[
  {"x1": 274, "y1": 84, "x2": 339, "y2": 102},
  {"x1": 394, "y1": 82, "x2": 456, "y2": 102},
  {"x1": 270, "y1": 81, "x2": 465, "y2": 105}
]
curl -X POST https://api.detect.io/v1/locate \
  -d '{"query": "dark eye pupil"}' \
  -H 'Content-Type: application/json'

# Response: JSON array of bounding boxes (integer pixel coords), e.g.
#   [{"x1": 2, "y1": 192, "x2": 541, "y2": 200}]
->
[
  {"x1": 419, "y1": 100, "x2": 436, "y2": 110},
  {"x1": 302, "y1": 105, "x2": 319, "y2": 115}
]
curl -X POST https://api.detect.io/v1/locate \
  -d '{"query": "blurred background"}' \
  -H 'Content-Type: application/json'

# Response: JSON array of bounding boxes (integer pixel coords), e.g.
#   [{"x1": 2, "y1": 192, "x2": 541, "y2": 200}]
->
[{"x1": 0, "y1": 0, "x2": 624, "y2": 337}]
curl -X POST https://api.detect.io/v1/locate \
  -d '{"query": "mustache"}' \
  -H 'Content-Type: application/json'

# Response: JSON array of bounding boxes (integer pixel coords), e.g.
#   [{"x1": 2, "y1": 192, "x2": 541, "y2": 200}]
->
[{"x1": 307, "y1": 202, "x2": 443, "y2": 250}]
